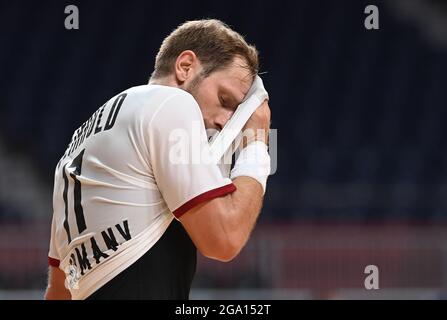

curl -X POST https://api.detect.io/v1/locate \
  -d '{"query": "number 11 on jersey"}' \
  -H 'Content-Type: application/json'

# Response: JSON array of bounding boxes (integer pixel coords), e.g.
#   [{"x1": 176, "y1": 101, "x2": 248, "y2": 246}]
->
[{"x1": 62, "y1": 149, "x2": 87, "y2": 243}]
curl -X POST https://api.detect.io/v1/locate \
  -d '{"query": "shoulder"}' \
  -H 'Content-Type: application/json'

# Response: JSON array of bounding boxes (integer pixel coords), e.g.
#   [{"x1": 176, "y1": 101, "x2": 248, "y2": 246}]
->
[
  {"x1": 125, "y1": 85, "x2": 197, "y2": 107},
  {"x1": 123, "y1": 85, "x2": 200, "y2": 118},
  {"x1": 147, "y1": 85, "x2": 202, "y2": 123},
  {"x1": 115, "y1": 85, "x2": 201, "y2": 127}
]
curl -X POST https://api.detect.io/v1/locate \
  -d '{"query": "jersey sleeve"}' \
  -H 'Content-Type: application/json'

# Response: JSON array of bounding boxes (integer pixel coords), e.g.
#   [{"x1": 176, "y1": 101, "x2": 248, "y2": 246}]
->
[{"x1": 147, "y1": 91, "x2": 236, "y2": 219}]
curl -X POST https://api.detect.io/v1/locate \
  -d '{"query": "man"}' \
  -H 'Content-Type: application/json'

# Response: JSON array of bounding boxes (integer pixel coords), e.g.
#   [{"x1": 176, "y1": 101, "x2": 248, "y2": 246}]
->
[{"x1": 45, "y1": 19, "x2": 271, "y2": 300}]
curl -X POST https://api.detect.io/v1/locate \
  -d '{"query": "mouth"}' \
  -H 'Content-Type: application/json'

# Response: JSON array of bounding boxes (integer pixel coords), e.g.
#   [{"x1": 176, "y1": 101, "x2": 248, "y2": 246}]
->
[{"x1": 206, "y1": 128, "x2": 220, "y2": 142}]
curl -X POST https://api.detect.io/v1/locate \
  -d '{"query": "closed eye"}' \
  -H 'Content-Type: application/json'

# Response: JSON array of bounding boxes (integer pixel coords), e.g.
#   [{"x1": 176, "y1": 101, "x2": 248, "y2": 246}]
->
[
  {"x1": 219, "y1": 96, "x2": 227, "y2": 107},
  {"x1": 220, "y1": 96, "x2": 237, "y2": 112}
]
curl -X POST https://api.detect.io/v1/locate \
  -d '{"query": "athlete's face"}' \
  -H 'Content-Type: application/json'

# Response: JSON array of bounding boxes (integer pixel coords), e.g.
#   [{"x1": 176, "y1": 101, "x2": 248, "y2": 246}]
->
[{"x1": 185, "y1": 57, "x2": 253, "y2": 131}]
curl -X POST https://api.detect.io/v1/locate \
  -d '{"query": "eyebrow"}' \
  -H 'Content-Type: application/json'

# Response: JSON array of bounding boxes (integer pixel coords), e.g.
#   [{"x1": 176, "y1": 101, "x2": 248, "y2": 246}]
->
[{"x1": 222, "y1": 85, "x2": 246, "y2": 107}]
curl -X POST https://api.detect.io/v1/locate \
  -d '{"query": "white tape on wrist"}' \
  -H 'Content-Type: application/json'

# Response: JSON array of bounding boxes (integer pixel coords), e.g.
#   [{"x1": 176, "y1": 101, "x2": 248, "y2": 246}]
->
[{"x1": 230, "y1": 141, "x2": 271, "y2": 193}]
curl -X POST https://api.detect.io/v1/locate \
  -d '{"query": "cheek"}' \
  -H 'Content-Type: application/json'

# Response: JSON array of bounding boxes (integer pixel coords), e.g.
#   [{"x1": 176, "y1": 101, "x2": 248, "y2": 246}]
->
[
  {"x1": 219, "y1": 109, "x2": 234, "y2": 121},
  {"x1": 194, "y1": 96, "x2": 215, "y2": 122},
  {"x1": 196, "y1": 81, "x2": 219, "y2": 108},
  {"x1": 191, "y1": 81, "x2": 221, "y2": 119},
  {"x1": 197, "y1": 95, "x2": 220, "y2": 116}
]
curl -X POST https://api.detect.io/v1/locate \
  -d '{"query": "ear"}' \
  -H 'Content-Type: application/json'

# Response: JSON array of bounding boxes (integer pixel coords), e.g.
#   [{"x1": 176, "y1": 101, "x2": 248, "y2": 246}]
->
[{"x1": 174, "y1": 50, "x2": 198, "y2": 84}]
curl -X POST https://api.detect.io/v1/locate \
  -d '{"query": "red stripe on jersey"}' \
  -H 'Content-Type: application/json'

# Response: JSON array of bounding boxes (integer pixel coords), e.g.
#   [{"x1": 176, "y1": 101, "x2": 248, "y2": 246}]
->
[
  {"x1": 173, "y1": 183, "x2": 237, "y2": 219},
  {"x1": 48, "y1": 257, "x2": 60, "y2": 268}
]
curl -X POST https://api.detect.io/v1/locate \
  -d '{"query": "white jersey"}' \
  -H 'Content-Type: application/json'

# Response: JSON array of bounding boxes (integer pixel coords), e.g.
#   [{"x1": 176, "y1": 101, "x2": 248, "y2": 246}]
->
[{"x1": 48, "y1": 85, "x2": 236, "y2": 300}]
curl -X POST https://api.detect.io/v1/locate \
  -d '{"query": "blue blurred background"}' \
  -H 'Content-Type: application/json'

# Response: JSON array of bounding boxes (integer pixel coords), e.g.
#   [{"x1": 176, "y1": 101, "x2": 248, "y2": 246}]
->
[{"x1": 1, "y1": 0, "x2": 447, "y2": 299}]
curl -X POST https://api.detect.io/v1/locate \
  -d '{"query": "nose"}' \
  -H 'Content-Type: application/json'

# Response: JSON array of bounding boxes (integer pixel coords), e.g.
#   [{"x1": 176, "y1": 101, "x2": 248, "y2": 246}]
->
[{"x1": 214, "y1": 110, "x2": 234, "y2": 131}]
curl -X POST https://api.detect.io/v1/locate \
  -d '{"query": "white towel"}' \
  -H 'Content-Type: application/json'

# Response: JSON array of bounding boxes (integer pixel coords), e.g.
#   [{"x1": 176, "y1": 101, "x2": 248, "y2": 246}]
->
[{"x1": 208, "y1": 75, "x2": 269, "y2": 177}]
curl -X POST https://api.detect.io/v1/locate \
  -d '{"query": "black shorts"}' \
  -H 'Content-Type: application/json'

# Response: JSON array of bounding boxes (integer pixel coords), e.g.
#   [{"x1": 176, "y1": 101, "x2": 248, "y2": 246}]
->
[{"x1": 86, "y1": 219, "x2": 197, "y2": 300}]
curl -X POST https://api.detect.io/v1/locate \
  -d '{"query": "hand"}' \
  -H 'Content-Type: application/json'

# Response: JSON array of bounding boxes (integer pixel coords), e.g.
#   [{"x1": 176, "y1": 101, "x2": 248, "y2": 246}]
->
[{"x1": 242, "y1": 100, "x2": 271, "y2": 147}]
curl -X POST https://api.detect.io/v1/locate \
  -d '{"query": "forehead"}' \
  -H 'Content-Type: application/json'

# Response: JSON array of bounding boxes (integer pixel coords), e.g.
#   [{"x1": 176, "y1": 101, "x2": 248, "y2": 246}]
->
[{"x1": 210, "y1": 58, "x2": 253, "y2": 99}]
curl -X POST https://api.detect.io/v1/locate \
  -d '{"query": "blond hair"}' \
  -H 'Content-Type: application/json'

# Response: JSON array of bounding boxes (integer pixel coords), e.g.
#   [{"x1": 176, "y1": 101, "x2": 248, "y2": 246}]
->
[{"x1": 151, "y1": 19, "x2": 259, "y2": 79}]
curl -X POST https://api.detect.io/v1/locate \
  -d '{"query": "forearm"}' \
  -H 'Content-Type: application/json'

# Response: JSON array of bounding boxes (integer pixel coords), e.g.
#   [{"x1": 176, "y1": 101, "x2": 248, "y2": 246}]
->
[
  {"x1": 220, "y1": 176, "x2": 264, "y2": 256},
  {"x1": 216, "y1": 130, "x2": 271, "y2": 256}
]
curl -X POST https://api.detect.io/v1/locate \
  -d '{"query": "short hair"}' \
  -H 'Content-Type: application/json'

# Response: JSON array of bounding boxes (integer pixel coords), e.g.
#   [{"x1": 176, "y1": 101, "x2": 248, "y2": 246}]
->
[{"x1": 151, "y1": 19, "x2": 259, "y2": 79}]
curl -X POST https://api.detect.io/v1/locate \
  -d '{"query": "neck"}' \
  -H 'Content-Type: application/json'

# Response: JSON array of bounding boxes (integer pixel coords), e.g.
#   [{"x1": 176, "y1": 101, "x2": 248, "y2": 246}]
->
[{"x1": 149, "y1": 75, "x2": 181, "y2": 88}]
